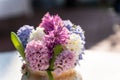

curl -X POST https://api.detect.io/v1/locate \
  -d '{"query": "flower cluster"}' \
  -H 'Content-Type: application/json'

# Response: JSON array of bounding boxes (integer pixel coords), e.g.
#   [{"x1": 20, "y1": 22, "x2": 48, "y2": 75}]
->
[
  {"x1": 54, "y1": 50, "x2": 76, "y2": 74},
  {"x1": 63, "y1": 20, "x2": 85, "y2": 59},
  {"x1": 25, "y1": 40, "x2": 50, "y2": 71},
  {"x1": 17, "y1": 25, "x2": 34, "y2": 47},
  {"x1": 16, "y1": 13, "x2": 85, "y2": 74}
]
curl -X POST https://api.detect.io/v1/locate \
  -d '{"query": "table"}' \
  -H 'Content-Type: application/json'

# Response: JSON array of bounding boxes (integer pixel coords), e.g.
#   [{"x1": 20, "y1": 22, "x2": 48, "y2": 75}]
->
[{"x1": 0, "y1": 50, "x2": 120, "y2": 80}]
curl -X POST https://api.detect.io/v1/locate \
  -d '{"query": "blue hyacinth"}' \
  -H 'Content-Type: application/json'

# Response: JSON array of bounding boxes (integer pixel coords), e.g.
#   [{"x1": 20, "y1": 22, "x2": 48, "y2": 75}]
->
[
  {"x1": 64, "y1": 20, "x2": 85, "y2": 40},
  {"x1": 17, "y1": 25, "x2": 34, "y2": 48}
]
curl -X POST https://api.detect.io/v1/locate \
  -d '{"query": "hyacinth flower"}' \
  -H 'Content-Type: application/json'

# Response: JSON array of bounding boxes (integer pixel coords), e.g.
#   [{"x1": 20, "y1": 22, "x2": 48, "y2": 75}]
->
[
  {"x1": 17, "y1": 25, "x2": 34, "y2": 48},
  {"x1": 64, "y1": 20, "x2": 85, "y2": 41},
  {"x1": 10, "y1": 13, "x2": 85, "y2": 80},
  {"x1": 54, "y1": 50, "x2": 76, "y2": 75},
  {"x1": 41, "y1": 13, "x2": 69, "y2": 56},
  {"x1": 25, "y1": 40, "x2": 50, "y2": 71},
  {"x1": 39, "y1": 12, "x2": 64, "y2": 34},
  {"x1": 64, "y1": 20, "x2": 85, "y2": 60},
  {"x1": 28, "y1": 27, "x2": 45, "y2": 42}
]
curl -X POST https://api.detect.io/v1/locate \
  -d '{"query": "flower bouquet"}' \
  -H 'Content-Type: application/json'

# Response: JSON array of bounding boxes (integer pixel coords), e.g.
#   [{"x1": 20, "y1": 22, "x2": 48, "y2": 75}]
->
[{"x1": 11, "y1": 13, "x2": 85, "y2": 80}]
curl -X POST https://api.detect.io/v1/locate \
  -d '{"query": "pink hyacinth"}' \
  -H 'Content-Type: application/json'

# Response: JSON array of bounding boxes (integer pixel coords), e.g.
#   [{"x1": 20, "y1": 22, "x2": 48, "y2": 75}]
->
[
  {"x1": 25, "y1": 40, "x2": 50, "y2": 71},
  {"x1": 54, "y1": 50, "x2": 76, "y2": 74},
  {"x1": 44, "y1": 26, "x2": 69, "y2": 54},
  {"x1": 39, "y1": 12, "x2": 64, "y2": 34},
  {"x1": 40, "y1": 13, "x2": 69, "y2": 55}
]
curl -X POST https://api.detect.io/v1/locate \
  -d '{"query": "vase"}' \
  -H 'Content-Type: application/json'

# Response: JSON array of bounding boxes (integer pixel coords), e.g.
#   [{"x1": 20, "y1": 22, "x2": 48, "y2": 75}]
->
[{"x1": 21, "y1": 64, "x2": 82, "y2": 80}]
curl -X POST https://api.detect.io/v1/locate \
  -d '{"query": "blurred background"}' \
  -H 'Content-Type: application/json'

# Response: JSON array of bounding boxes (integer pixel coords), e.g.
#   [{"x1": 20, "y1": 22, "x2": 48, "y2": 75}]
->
[{"x1": 0, "y1": 0, "x2": 120, "y2": 52}]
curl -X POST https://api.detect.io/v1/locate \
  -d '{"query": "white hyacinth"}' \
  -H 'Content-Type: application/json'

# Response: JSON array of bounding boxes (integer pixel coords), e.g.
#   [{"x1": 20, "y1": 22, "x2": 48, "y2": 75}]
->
[
  {"x1": 64, "y1": 33, "x2": 83, "y2": 58},
  {"x1": 28, "y1": 27, "x2": 45, "y2": 42}
]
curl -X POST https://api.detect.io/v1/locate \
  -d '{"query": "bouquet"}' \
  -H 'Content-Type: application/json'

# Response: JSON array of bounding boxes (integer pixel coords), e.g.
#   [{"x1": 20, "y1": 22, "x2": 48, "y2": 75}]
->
[{"x1": 11, "y1": 13, "x2": 85, "y2": 80}]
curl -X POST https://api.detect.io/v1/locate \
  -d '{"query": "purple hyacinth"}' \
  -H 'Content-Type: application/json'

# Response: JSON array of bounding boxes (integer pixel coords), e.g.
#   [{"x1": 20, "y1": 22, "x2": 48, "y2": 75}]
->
[
  {"x1": 17, "y1": 25, "x2": 34, "y2": 48},
  {"x1": 41, "y1": 13, "x2": 69, "y2": 55},
  {"x1": 25, "y1": 40, "x2": 50, "y2": 71},
  {"x1": 44, "y1": 27, "x2": 69, "y2": 55},
  {"x1": 54, "y1": 50, "x2": 76, "y2": 74},
  {"x1": 39, "y1": 12, "x2": 64, "y2": 34}
]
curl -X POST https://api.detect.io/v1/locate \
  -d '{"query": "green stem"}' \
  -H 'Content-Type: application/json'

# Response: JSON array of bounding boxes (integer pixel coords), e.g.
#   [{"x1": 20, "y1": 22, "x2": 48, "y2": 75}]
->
[
  {"x1": 49, "y1": 55, "x2": 55, "y2": 70},
  {"x1": 47, "y1": 70, "x2": 54, "y2": 80}
]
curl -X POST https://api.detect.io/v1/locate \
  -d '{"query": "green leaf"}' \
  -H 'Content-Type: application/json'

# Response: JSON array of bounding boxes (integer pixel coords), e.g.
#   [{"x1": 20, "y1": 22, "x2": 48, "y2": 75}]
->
[
  {"x1": 53, "y1": 45, "x2": 63, "y2": 56},
  {"x1": 11, "y1": 32, "x2": 25, "y2": 59}
]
